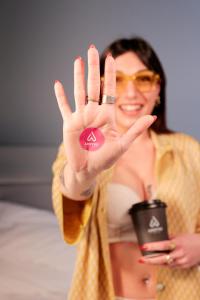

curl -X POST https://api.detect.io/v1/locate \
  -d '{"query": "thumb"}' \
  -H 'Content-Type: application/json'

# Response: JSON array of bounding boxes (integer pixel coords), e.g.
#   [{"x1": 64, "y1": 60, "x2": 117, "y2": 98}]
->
[{"x1": 120, "y1": 115, "x2": 157, "y2": 151}]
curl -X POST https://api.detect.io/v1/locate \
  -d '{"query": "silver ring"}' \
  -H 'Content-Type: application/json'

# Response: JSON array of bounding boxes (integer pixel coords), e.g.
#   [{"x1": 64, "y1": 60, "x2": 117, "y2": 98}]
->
[
  {"x1": 165, "y1": 254, "x2": 174, "y2": 265},
  {"x1": 102, "y1": 95, "x2": 116, "y2": 104}
]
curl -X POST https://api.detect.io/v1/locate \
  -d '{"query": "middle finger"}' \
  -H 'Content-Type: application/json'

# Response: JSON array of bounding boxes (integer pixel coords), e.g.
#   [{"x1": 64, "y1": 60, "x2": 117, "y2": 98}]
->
[
  {"x1": 87, "y1": 45, "x2": 100, "y2": 105},
  {"x1": 140, "y1": 240, "x2": 176, "y2": 252}
]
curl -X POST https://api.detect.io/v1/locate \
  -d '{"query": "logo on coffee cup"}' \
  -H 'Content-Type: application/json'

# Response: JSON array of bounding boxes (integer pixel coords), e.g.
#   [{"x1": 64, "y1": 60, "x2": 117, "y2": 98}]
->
[
  {"x1": 149, "y1": 216, "x2": 160, "y2": 228},
  {"x1": 148, "y1": 216, "x2": 163, "y2": 234}
]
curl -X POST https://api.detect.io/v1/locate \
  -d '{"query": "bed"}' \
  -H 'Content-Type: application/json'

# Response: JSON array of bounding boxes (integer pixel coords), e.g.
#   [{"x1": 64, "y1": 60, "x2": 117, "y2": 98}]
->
[{"x1": 0, "y1": 147, "x2": 76, "y2": 300}]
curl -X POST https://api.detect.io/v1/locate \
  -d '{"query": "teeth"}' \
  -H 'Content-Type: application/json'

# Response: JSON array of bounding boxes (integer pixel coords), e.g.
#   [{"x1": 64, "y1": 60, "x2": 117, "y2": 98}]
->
[{"x1": 120, "y1": 104, "x2": 143, "y2": 111}]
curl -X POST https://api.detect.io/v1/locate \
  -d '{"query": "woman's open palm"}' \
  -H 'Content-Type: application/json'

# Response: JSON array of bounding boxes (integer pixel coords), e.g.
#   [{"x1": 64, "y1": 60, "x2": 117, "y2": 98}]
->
[{"x1": 54, "y1": 45, "x2": 156, "y2": 178}]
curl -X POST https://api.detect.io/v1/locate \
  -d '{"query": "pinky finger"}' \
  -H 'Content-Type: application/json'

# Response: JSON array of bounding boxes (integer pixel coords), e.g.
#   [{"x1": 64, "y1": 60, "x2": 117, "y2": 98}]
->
[{"x1": 54, "y1": 80, "x2": 72, "y2": 120}]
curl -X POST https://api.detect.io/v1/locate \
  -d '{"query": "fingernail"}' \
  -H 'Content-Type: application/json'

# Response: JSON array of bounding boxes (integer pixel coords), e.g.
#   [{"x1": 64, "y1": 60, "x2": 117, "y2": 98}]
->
[
  {"x1": 107, "y1": 52, "x2": 112, "y2": 58},
  {"x1": 152, "y1": 115, "x2": 157, "y2": 121},
  {"x1": 75, "y1": 56, "x2": 82, "y2": 61},
  {"x1": 138, "y1": 258, "x2": 145, "y2": 264},
  {"x1": 139, "y1": 245, "x2": 148, "y2": 251},
  {"x1": 54, "y1": 80, "x2": 59, "y2": 85},
  {"x1": 89, "y1": 44, "x2": 96, "y2": 49}
]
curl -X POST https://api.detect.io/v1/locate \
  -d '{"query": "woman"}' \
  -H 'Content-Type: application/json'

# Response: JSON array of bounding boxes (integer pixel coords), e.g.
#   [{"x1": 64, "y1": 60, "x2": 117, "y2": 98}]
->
[{"x1": 52, "y1": 37, "x2": 200, "y2": 300}]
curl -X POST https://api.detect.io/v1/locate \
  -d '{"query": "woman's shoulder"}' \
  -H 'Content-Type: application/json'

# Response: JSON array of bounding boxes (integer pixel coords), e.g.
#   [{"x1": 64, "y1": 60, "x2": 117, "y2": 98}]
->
[{"x1": 159, "y1": 131, "x2": 200, "y2": 153}]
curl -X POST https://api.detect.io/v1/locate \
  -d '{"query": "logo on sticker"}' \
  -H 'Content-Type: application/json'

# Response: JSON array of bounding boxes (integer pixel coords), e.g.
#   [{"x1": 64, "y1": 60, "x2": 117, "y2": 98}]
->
[
  {"x1": 87, "y1": 131, "x2": 97, "y2": 142},
  {"x1": 79, "y1": 128, "x2": 105, "y2": 151}
]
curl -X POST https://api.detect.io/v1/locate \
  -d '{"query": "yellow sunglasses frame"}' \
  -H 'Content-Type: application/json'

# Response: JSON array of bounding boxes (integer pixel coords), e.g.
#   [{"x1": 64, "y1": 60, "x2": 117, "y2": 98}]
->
[{"x1": 101, "y1": 69, "x2": 160, "y2": 93}]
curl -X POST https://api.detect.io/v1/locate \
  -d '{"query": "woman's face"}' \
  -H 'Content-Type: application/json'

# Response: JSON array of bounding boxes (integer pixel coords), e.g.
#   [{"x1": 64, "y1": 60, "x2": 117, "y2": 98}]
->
[{"x1": 114, "y1": 51, "x2": 160, "y2": 133}]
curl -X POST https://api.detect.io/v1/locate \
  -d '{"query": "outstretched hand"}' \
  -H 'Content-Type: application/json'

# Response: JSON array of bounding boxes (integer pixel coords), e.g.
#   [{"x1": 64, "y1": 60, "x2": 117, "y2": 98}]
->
[{"x1": 54, "y1": 45, "x2": 156, "y2": 179}]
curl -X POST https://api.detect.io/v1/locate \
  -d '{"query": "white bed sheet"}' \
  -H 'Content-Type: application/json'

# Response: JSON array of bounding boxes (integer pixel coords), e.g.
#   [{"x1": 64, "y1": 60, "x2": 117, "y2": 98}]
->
[{"x1": 0, "y1": 201, "x2": 76, "y2": 300}]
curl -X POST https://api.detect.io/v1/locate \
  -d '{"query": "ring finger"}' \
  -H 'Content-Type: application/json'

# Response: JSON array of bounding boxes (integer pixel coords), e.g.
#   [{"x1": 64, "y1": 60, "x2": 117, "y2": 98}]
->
[{"x1": 140, "y1": 253, "x2": 175, "y2": 266}]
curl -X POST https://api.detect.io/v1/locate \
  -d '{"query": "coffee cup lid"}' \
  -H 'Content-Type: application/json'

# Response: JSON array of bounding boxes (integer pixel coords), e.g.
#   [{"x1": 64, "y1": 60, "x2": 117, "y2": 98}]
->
[{"x1": 128, "y1": 199, "x2": 167, "y2": 214}]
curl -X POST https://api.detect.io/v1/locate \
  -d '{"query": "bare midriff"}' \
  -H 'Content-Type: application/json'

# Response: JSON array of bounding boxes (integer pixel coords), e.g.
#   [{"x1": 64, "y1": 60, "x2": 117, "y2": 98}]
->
[
  {"x1": 109, "y1": 242, "x2": 157, "y2": 299},
  {"x1": 110, "y1": 134, "x2": 158, "y2": 299}
]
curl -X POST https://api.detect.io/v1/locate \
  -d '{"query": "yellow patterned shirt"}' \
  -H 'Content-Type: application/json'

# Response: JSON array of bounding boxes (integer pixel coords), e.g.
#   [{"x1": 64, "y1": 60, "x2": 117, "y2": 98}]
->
[{"x1": 52, "y1": 131, "x2": 200, "y2": 300}]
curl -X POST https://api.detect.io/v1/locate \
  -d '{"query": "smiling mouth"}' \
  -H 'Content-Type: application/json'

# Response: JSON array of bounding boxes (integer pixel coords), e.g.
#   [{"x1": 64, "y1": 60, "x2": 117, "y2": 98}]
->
[{"x1": 119, "y1": 104, "x2": 144, "y2": 112}]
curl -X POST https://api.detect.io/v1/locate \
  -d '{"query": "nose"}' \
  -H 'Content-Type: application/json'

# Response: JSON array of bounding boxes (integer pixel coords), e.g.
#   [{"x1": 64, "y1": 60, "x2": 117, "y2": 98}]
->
[{"x1": 125, "y1": 80, "x2": 138, "y2": 98}]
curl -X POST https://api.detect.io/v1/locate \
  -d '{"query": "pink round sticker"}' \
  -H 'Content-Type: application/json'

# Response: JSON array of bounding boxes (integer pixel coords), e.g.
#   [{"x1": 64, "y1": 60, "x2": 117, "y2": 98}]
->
[{"x1": 79, "y1": 128, "x2": 105, "y2": 151}]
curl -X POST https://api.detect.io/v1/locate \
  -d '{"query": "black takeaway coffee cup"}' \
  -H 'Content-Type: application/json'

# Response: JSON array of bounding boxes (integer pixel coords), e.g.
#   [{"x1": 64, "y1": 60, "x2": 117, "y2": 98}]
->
[{"x1": 129, "y1": 199, "x2": 169, "y2": 256}]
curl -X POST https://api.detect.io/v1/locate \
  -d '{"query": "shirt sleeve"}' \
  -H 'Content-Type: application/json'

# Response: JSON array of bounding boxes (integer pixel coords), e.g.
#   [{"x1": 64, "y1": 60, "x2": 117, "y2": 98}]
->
[{"x1": 52, "y1": 144, "x2": 93, "y2": 245}]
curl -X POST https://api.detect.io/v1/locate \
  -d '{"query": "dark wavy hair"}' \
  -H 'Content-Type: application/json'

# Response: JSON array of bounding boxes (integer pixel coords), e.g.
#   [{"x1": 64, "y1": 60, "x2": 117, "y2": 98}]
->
[{"x1": 100, "y1": 37, "x2": 172, "y2": 134}]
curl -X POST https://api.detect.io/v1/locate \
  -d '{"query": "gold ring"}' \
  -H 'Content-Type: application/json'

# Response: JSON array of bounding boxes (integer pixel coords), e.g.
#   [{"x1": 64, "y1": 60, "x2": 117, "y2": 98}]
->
[
  {"x1": 169, "y1": 242, "x2": 176, "y2": 251},
  {"x1": 87, "y1": 98, "x2": 99, "y2": 103},
  {"x1": 102, "y1": 95, "x2": 116, "y2": 104},
  {"x1": 165, "y1": 254, "x2": 174, "y2": 265},
  {"x1": 85, "y1": 96, "x2": 99, "y2": 104}
]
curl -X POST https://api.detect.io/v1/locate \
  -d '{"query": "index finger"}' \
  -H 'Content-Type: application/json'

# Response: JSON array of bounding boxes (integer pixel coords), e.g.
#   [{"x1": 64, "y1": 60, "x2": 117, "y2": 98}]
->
[{"x1": 102, "y1": 54, "x2": 116, "y2": 98}]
